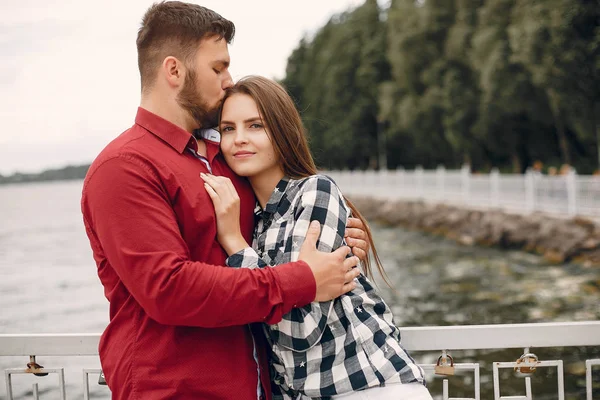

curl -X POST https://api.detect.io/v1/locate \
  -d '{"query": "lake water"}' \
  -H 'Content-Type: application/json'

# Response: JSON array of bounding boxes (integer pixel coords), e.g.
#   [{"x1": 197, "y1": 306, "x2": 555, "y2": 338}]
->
[{"x1": 1, "y1": 180, "x2": 598, "y2": 399}]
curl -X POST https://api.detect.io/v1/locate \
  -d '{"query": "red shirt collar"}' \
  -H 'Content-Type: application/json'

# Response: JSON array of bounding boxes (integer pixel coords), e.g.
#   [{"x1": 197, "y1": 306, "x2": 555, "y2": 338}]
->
[{"x1": 134, "y1": 107, "x2": 196, "y2": 154}]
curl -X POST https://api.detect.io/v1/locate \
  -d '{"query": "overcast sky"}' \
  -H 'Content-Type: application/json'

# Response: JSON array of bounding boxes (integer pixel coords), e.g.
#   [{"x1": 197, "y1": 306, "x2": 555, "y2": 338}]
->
[{"x1": 1, "y1": 0, "x2": 375, "y2": 175}]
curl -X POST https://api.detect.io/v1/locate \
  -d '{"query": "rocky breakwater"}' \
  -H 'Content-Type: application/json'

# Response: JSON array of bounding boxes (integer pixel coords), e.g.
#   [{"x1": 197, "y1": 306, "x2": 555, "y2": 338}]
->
[{"x1": 349, "y1": 196, "x2": 600, "y2": 266}]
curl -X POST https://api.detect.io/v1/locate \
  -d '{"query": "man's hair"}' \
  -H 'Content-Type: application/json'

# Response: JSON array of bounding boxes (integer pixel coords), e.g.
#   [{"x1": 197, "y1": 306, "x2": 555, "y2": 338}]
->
[{"x1": 136, "y1": 1, "x2": 235, "y2": 91}]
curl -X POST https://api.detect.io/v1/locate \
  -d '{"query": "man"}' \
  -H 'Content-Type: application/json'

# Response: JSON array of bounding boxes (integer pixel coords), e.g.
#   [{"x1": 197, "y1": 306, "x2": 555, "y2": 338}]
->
[{"x1": 81, "y1": 2, "x2": 367, "y2": 399}]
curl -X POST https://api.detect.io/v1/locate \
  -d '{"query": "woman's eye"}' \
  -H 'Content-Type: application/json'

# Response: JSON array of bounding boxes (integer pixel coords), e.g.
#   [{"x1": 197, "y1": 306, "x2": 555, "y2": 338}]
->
[
  {"x1": 220, "y1": 126, "x2": 233, "y2": 132},
  {"x1": 213, "y1": 68, "x2": 221, "y2": 75},
  {"x1": 250, "y1": 123, "x2": 263, "y2": 129}
]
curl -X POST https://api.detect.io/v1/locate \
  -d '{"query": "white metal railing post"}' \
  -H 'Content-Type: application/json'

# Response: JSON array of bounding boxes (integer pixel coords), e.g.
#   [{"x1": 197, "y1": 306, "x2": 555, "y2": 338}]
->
[
  {"x1": 342, "y1": 169, "x2": 349, "y2": 191},
  {"x1": 5, "y1": 369, "x2": 13, "y2": 400},
  {"x1": 328, "y1": 169, "x2": 338, "y2": 191},
  {"x1": 491, "y1": 168, "x2": 500, "y2": 208},
  {"x1": 367, "y1": 169, "x2": 376, "y2": 196},
  {"x1": 380, "y1": 168, "x2": 389, "y2": 197},
  {"x1": 416, "y1": 165, "x2": 424, "y2": 199},
  {"x1": 349, "y1": 169, "x2": 356, "y2": 193},
  {"x1": 396, "y1": 166, "x2": 405, "y2": 198},
  {"x1": 586, "y1": 359, "x2": 600, "y2": 400},
  {"x1": 358, "y1": 169, "x2": 366, "y2": 194},
  {"x1": 567, "y1": 170, "x2": 577, "y2": 216},
  {"x1": 437, "y1": 165, "x2": 445, "y2": 201},
  {"x1": 461, "y1": 164, "x2": 470, "y2": 206},
  {"x1": 525, "y1": 169, "x2": 535, "y2": 213}
]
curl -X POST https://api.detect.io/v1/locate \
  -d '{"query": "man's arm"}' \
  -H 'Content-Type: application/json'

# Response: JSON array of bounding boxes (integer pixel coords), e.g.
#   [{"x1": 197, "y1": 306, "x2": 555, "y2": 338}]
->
[{"x1": 82, "y1": 155, "x2": 320, "y2": 328}]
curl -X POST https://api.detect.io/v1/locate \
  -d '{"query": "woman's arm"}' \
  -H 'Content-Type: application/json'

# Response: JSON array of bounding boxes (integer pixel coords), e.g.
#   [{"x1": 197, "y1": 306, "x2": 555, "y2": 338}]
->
[
  {"x1": 201, "y1": 173, "x2": 369, "y2": 262},
  {"x1": 203, "y1": 173, "x2": 353, "y2": 350},
  {"x1": 269, "y1": 175, "x2": 352, "y2": 351},
  {"x1": 201, "y1": 172, "x2": 251, "y2": 255},
  {"x1": 202, "y1": 173, "x2": 360, "y2": 304}
]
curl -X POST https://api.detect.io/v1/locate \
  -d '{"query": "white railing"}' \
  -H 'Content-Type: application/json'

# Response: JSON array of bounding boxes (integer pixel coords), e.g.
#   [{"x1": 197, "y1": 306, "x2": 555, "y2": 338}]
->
[
  {"x1": 326, "y1": 166, "x2": 600, "y2": 218},
  {"x1": 2, "y1": 321, "x2": 600, "y2": 400}
]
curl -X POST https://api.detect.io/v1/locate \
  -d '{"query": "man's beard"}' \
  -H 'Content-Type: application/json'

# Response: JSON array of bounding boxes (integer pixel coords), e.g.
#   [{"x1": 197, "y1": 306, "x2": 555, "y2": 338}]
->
[{"x1": 177, "y1": 68, "x2": 220, "y2": 129}]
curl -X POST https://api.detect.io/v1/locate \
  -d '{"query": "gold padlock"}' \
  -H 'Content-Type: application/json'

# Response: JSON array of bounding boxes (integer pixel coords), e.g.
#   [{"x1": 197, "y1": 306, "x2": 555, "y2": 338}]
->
[
  {"x1": 435, "y1": 354, "x2": 455, "y2": 376},
  {"x1": 514, "y1": 353, "x2": 539, "y2": 375}
]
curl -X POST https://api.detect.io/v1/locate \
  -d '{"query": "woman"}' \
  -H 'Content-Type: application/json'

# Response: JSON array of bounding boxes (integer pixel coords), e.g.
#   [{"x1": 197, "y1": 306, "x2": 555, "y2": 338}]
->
[{"x1": 201, "y1": 76, "x2": 431, "y2": 400}]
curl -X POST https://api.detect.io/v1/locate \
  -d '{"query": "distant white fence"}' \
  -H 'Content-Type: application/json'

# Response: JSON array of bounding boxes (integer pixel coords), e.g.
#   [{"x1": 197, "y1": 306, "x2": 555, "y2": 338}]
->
[{"x1": 326, "y1": 166, "x2": 600, "y2": 218}]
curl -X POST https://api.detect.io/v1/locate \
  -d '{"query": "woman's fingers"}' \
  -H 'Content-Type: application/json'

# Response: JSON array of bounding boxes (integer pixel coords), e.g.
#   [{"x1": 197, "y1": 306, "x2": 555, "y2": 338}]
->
[
  {"x1": 201, "y1": 173, "x2": 239, "y2": 213},
  {"x1": 201, "y1": 173, "x2": 234, "y2": 196},
  {"x1": 222, "y1": 177, "x2": 239, "y2": 200},
  {"x1": 201, "y1": 174, "x2": 225, "y2": 197},
  {"x1": 203, "y1": 182, "x2": 219, "y2": 203},
  {"x1": 201, "y1": 173, "x2": 224, "y2": 208}
]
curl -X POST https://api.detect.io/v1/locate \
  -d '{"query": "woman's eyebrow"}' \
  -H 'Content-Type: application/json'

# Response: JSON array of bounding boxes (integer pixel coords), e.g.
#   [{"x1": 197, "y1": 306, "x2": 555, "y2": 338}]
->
[{"x1": 220, "y1": 116, "x2": 262, "y2": 125}]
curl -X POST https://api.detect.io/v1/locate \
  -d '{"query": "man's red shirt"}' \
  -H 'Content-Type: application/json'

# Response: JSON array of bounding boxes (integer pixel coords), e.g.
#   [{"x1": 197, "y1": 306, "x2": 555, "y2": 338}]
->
[{"x1": 81, "y1": 107, "x2": 316, "y2": 400}]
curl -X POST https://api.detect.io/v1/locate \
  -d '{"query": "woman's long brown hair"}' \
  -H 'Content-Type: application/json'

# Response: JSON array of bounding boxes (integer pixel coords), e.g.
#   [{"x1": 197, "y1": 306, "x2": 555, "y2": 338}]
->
[{"x1": 221, "y1": 75, "x2": 392, "y2": 287}]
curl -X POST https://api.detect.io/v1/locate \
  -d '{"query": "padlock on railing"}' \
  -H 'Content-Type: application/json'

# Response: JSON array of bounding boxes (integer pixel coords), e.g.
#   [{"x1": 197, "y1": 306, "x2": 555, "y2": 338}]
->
[
  {"x1": 98, "y1": 370, "x2": 107, "y2": 385},
  {"x1": 26, "y1": 355, "x2": 49, "y2": 377},
  {"x1": 435, "y1": 354, "x2": 455, "y2": 376},
  {"x1": 514, "y1": 352, "x2": 539, "y2": 375}
]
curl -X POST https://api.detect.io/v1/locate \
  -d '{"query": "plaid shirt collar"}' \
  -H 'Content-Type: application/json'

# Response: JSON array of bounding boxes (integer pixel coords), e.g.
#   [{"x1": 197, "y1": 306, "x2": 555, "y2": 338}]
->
[{"x1": 254, "y1": 176, "x2": 293, "y2": 225}]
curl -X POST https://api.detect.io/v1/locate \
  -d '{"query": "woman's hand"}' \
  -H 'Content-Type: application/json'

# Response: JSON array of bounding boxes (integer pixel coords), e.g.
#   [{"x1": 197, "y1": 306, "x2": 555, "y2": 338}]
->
[
  {"x1": 345, "y1": 217, "x2": 370, "y2": 262},
  {"x1": 200, "y1": 173, "x2": 249, "y2": 255}
]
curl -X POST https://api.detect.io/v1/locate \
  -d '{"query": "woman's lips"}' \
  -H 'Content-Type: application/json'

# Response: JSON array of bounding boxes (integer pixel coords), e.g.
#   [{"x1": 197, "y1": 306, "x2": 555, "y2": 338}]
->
[{"x1": 233, "y1": 151, "x2": 255, "y2": 159}]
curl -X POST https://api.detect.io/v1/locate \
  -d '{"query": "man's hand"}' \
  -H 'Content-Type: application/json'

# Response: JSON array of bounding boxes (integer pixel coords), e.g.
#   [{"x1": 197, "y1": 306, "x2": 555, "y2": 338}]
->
[
  {"x1": 345, "y1": 217, "x2": 369, "y2": 262},
  {"x1": 299, "y1": 221, "x2": 360, "y2": 302}
]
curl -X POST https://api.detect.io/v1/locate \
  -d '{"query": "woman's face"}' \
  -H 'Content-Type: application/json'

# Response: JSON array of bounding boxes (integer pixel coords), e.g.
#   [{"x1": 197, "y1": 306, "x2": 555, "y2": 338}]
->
[{"x1": 219, "y1": 93, "x2": 282, "y2": 180}]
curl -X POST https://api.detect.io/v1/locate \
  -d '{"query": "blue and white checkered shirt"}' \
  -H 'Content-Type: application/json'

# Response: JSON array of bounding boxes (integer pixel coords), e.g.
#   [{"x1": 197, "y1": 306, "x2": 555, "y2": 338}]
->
[{"x1": 227, "y1": 175, "x2": 426, "y2": 399}]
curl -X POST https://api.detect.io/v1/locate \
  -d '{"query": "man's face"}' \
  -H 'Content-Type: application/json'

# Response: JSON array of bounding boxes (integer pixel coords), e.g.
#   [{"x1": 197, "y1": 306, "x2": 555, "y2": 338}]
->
[{"x1": 177, "y1": 37, "x2": 232, "y2": 128}]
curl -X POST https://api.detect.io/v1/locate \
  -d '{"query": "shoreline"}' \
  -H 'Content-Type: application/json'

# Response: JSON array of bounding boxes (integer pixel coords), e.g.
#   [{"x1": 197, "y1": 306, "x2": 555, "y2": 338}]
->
[{"x1": 349, "y1": 196, "x2": 600, "y2": 267}]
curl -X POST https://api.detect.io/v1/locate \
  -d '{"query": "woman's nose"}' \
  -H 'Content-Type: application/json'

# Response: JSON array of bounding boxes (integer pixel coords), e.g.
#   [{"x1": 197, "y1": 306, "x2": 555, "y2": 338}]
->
[{"x1": 234, "y1": 130, "x2": 248, "y2": 144}]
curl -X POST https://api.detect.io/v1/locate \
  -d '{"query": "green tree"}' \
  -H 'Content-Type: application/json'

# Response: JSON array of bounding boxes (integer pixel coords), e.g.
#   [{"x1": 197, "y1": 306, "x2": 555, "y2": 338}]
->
[
  {"x1": 442, "y1": 0, "x2": 482, "y2": 166},
  {"x1": 283, "y1": 0, "x2": 389, "y2": 169},
  {"x1": 283, "y1": 0, "x2": 598, "y2": 173},
  {"x1": 381, "y1": 0, "x2": 456, "y2": 168},
  {"x1": 470, "y1": 0, "x2": 541, "y2": 172},
  {"x1": 509, "y1": 0, "x2": 600, "y2": 170}
]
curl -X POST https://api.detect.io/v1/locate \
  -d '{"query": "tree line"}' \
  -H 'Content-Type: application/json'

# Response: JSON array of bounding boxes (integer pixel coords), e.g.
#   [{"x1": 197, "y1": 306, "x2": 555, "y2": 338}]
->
[
  {"x1": 0, "y1": 165, "x2": 89, "y2": 185},
  {"x1": 282, "y1": 0, "x2": 600, "y2": 173}
]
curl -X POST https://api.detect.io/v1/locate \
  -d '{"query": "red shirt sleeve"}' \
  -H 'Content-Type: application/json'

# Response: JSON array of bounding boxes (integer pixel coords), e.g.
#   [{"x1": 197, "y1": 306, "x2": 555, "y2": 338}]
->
[{"x1": 81, "y1": 154, "x2": 315, "y2": 327}]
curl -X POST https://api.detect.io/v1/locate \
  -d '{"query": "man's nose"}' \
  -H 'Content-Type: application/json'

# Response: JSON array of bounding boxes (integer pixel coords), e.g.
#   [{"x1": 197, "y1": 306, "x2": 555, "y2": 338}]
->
[{"x1": 222, "y1": 71, "x2": 233, "y2": 89}]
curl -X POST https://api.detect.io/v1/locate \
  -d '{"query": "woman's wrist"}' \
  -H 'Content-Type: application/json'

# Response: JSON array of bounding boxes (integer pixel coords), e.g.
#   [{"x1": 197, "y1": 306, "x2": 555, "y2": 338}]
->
[{"x1": 219, "y1": 234, "x2": 250, "y2": 256}]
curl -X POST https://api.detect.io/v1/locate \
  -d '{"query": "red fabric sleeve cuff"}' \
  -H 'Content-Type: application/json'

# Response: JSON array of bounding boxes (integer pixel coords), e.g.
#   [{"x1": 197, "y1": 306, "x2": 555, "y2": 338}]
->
[{"x1": 273, "y1": 260, "x2": 316, "y2": 313}]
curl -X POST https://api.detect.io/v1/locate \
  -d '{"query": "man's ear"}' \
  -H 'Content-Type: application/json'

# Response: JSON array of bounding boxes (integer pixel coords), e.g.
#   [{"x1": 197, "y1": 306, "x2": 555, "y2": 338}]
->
[{"x1": 162, "y1": 56, "x2": 184, "y2": 88}]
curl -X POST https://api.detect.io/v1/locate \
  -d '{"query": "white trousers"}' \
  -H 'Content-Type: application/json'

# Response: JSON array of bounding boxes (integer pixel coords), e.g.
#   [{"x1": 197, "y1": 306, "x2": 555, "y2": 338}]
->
[{"x1": 330, "y1": 382, "x2": 433, "y2": 400}]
